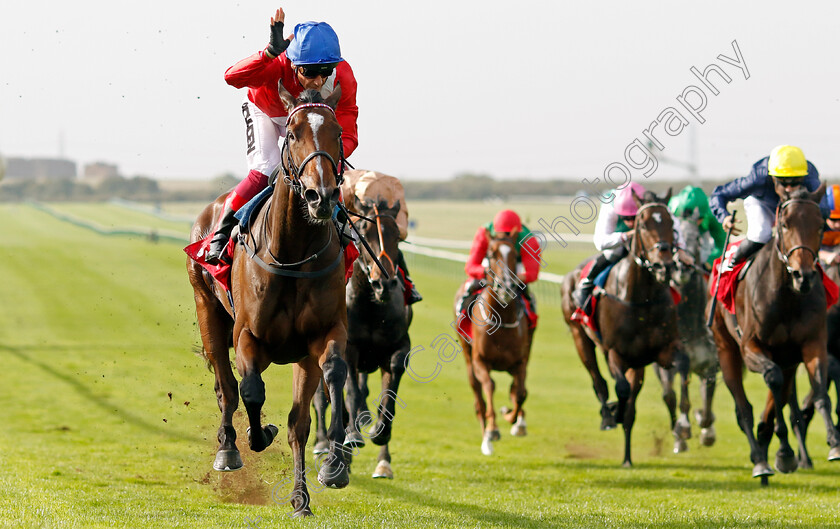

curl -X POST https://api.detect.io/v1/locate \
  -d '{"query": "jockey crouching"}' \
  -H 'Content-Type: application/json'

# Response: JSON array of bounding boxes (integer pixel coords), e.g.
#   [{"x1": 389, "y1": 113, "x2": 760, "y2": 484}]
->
[
  {"x1": 710, "y1": 144, "x2": 825, "y2": 265},
  {"x1": 819, "y1": 184, "x2": 840, "y2": 268},
  {"x1": 571, "y1": 182, "x2": 693, "y2": 310},
  {"x1": 456, "y1": 210, "x2": 541, "y2": 316},
  {"x1": 206, "y1": 8, "x2": 359, "y2": 264},
  {"x1": 669, "y1": 185, "x2": 727, "y2": 271}
]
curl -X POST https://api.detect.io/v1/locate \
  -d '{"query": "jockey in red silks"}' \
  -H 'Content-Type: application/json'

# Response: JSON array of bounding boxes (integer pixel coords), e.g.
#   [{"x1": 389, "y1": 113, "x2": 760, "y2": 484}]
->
[
  {"x1": 455, "y1": 209, "x2": 542, "y2": 315},
  {"x1": 205, "y1": 7, "x2": 359, "y2": 264},
  {"x1": 819, "y1": 184, "x2": 840, "y2": 267}
]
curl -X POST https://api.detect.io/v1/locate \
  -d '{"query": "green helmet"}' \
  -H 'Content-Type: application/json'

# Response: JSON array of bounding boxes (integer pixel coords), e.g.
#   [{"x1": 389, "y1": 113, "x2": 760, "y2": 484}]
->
[{"x1": 669, "y1": 186, "x2": 713, "y2": 230}]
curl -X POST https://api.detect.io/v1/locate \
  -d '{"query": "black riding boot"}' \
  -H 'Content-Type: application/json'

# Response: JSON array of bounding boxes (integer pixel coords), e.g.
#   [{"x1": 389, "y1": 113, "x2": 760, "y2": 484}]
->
[
  {"x1": 397, "y1": 250, "x2": 423, "y2": 304},
  {"x1": 205, "y1": 205, "x2": 238, "y2": 265},
  {"x1": 730, "y1": 240, "x2": 765, "y2": 265},
  {"x1": 457, "y1": 278, "x2": 484, "y2": 314},
  {"x1": 572, "y1": 253, "x2": 610, "y2": 309}
]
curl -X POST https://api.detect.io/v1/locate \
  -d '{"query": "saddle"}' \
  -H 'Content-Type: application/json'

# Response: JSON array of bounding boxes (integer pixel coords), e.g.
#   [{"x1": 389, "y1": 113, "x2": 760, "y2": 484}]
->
[{"x1": 456, "y1": 288, "x2": 537, "y2": 341}]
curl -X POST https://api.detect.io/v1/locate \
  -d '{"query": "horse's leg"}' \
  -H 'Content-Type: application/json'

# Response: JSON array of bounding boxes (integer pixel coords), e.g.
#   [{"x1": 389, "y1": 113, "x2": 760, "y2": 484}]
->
[
  {"x1": 607, "y1": 348, "x2": 631, "y2": 427},
  {"x1": 714, "y1": 327, "x2": 770, "y2": 478},
  {"x1": 357, "y1": 371, "x2": 372, "y2": 426},
  {"x1": 505, "y1": 360, "x2": 528, "y2": 437},
  {"x1": 194, "y1": 291, "x2": 241, "y2": 471},
  {"x1": 571, "y1": 324, "x2": 614, "y2": 430},
  {"x1": 828, "y1": 356, "x2": 840, "y2": 429},
  {"x1": 369, "y1": 343, "x2": 410, "y2": 447},
  {"x1": 342, "y1": 342, "x2": 366, "y2": 449},
  {"x1": 235, "y1": 333, "x2": 280, "y2": 453},
  {"x1": 465, "y1": 360, "x2": 488, "y2": 436},
  {"x1": 317, "y1": 337, "x2": 351, "y2": 488},
  {"x1": 676, "y1": 351, "x2": 693, "y2": 445},
  {"x1": 621, "y1": 367, "x2": 645, "y2": 468},
  {"x1": 372, "y1": 443, "x2": 393, "y2": 479},
  {"x1": 285, "y1": 358, "x2": 323, "y2": 517},
  {"x1": 311, "y1": 380, "x2": 330, "y2": 455},
  {"x1": 653, "y1": 363, "x2": 680, "y2": 453},
  {"x1": 802, "y1": 343, "x2": 840, "y2": 461},
  {"x1": 788, "y1": 377, "x2": 814, "y2": 469},
  {"x1": 696, "y1": 367, "x2": 717, "y2": 447},
  {"x1": 743, "y1": 344, "x2": 793, "y2": 474},
  {"x1": 472, "y1": 359, "x2": 500, "y2": 455}
]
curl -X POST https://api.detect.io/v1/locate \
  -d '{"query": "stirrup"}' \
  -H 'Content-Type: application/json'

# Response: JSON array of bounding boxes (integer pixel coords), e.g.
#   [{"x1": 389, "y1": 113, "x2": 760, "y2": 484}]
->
[{"x1": 205, "y1": 234, "x2": 231, "y2": 265}]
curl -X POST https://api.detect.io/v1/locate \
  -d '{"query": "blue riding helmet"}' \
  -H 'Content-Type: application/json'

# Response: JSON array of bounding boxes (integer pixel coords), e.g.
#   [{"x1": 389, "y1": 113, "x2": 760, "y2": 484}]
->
[{"x1": 285, "y1": 21, "x2": 343, "y2": 65}]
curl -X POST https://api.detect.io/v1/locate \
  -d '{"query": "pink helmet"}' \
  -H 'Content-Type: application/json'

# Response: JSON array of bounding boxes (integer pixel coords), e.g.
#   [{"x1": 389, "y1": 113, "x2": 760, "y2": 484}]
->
[{"x1": 614, "y1": 182, "x2": 647, "y2": 217}]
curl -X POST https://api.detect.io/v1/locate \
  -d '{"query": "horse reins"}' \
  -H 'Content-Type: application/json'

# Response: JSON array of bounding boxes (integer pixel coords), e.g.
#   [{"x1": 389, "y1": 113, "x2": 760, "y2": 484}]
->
[
  {"x1": 279, "y1": 103, "x2": 347, "y2": 196},
  {"x1": 774, "y1": 198, "x2": 822, "y2": 274}
]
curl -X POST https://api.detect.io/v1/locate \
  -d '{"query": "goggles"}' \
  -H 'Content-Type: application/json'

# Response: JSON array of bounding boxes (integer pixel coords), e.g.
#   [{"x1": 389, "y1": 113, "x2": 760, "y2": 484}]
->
[{"x1": 298, "y1": 64, "x2": 335, "y2": 79}]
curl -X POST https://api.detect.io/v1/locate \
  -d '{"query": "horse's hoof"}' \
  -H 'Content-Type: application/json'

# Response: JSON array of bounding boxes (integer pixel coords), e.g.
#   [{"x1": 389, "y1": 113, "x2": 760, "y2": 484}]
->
[
  {"x1": 344, "y1": 430, "x2": 366, "y2": 448},
  {"x1": 699, "y1": 426, "x2": 716, "y2": 447},
  {"x1": 600, "y1": 416, "x2": 617, "y2": 430},
  {"x1": 510, "y1": 420, "x2": 528, "y2": 437},
  {"x1": 828, "y1": 446, "x2": 840, "y2": 461},
  {"x1": 673, "y1": 439, "x2": 688, "y2": 454},
  {"x1": 775, "y1": 452, "x2": 798, "y2": 474},
  {"x1": 213, "y1": 449, "x2": 243, "y2": 472},
  {"x1": 372, "y1": 460, "x2": 394, "y2": 479},
  {"x1": 798, "y1": 457, "x2": 814, "y2": 470},
  {"x1": 622, "y1": 460, "x2": 633, "y2": 468},
  {"x1": 481, "y1": 436, "x2": 494, "y2": 456},
  {"x1": 246, "y1": 424, "x2": 279, "y2": 452},
  {"x1": 291, "y1": 507, "x2": 314, "y2": 518},
  {"x1": 318, "y1": 461, "x2": 350, "y2": 489},
  {"x1": 312, "y1": 439, "x2": 330, "y2": 455},
  {"x1": 752, "y1": 462, "x2": 774, "y2": 478},
  {"x1": 675, "y1": 414, "x2": 692, "y2": 440},
  {"x1": 488, "y1": 429, "x2": 501, "y2": 442}
]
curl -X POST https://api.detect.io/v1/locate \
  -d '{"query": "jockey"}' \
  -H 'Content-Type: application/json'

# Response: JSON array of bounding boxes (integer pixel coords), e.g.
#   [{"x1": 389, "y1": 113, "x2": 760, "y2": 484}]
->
[
  {"x1": 710, "y1": 145, "x2": 821, "y2": 265},
  {"x1": 819, "y1": 184, "x2": 840, "y2": 267},
  {"x1": 205, "y1": 8, "x2": 359, "y2": 264},
  {"x1": 456, "y1": 209, "x2": 541, "y2": 314},
  {"x1": 572, "y1": 182, "x2": 690, "y2": 308},
  {"x1": 669, "y1": 185, "x2": 726, "y2": 269}
]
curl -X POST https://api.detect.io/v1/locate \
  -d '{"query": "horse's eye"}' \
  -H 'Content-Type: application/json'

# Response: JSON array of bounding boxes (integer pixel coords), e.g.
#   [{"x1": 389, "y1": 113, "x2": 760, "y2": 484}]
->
[{"x1": 288, "y1": 132, "x2": 296, "y2": 141}]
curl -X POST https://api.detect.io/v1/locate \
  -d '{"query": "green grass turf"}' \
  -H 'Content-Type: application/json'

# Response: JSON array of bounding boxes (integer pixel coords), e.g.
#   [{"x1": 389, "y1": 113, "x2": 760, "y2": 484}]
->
[{"x1": 1, "y1": 202, "x2": 839, "y2": 528}]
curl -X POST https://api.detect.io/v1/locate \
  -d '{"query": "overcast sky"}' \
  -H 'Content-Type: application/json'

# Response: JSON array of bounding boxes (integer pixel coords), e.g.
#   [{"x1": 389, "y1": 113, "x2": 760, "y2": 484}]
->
[{"x1": 2, "y1": 1, "x2": 839, "y2": 182}]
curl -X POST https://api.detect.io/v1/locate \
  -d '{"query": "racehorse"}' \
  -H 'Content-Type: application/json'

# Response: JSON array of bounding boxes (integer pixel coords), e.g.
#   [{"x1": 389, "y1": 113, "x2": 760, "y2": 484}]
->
[
  {"x1": 561, "y1": 189, "x2": 679, "y2": 467},
  {"x1": 709, "y1": 182, "x2": 840, "y2": 482},
  {"x1": 186, "y1": 85, "x2": 349, "y2": 517},
  {"x1": 654, "y1": 213, "x2": 719, "y2": 453},
  {"x1": 789, "y1": 251, "x2": 840, "y2": 468},
  {"x1": 313, "y1": 196, "x2": 412, "y2": 479},
  {"x1": 455, "y1": 235, "x2": 533, "y2": 456}
]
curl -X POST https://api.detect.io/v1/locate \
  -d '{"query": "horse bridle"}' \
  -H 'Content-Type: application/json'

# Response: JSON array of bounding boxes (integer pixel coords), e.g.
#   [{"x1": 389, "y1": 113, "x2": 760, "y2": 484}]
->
[
  {"x1": 355, "y1": 204, "x2": 400, "y2": 286},
  {"x1": 633, "y1": 202, "x2": 677, "y2": 275},
  {"x1": 484, "y1": 236, "x2": 524, "y2": 326},
  {"x1": 278, "y1": 103, "x2": 347, "y2": 197},
  {"x1": 774, "y1": 197, "x2": 822, "y2": 274}
]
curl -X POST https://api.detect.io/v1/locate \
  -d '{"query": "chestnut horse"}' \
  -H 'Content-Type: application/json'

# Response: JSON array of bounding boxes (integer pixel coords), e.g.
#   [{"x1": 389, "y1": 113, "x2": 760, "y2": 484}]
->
[
  {"x1": 186, "y1": 86, "x2": 349, "y2": 517},
  {"x1": 455, "y1": 235, "x2": 533, "y2": 456},
  {"x1": 654, "y1": 214, "x2": 719, "y2": 454},
  {"x1": 313, "y1": 197, "x2": 412, "y2": 479},
  {"x1": 709, "y1": 183, "x2": 840, "y2": 482},
  {"x1": 561, "y1": 190, "x2": 679, "y2": 467}
]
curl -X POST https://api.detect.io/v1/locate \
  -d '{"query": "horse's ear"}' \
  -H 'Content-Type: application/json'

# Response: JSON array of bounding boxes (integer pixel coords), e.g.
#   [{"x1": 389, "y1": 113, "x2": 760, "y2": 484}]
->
[
  {"x1": 811, "y1": 181, "x2": 827, "y2": 203},
  {"x1": 631, "y1": 189, "x2": 643, "y2": 208},
  {"x1": 278, "y1": 81, "x2": 296, "y2": 114},
  {"x1": 662, "y1": 187, "x2": 672, "y2": 205},
  {"x1": 324, "y1": 83, "x2": 342, "y2": 110}
]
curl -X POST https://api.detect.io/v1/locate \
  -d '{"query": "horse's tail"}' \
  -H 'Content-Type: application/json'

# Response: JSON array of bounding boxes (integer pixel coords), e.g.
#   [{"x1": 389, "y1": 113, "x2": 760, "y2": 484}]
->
[{"x1": 192, "y1": 344, "x2": 213, "y2": 373}]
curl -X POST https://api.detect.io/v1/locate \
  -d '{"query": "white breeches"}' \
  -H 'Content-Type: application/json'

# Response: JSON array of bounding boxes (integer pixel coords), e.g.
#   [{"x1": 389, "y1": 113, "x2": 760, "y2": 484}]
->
[
  {"x1": 242, "y1": 98, "x2": 287, "y2": 177},
  {"x1": 743, "y1": 196, "x2": 775, "y2": 244}
]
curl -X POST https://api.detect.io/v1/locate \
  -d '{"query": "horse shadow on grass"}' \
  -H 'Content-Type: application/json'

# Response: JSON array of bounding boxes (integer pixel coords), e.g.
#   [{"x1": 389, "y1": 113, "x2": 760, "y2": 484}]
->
[{"x1": 0, "y1": 344, "x2": 203, "y2": 443}]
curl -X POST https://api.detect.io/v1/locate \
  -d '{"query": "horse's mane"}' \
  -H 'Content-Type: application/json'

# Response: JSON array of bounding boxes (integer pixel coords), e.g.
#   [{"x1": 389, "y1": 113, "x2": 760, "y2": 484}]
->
[
  {"x1": 642, "y1": 190, "x2": 662, "y2": 205},
  {"x1": 299, "y1": 89, "x2": 325, "y2": 104},
  {"x1": 786, "y1": 187, "x2": 811, "y2": 201}
]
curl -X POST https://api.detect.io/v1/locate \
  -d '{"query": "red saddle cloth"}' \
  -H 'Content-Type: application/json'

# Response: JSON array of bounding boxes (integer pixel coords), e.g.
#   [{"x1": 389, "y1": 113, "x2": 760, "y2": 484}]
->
[
  {"x1": 456, "y1": 289, "x2": 538, "y2": 341},
  {"x1": 184, "y1": 234, "x2": 359, "y2": 293},
  {"x1": 570, "y1": 259, "x2": 680, "y2": 335},
  {"x1": 709, "y1": 240, "x2": 839, "y2": 313}
]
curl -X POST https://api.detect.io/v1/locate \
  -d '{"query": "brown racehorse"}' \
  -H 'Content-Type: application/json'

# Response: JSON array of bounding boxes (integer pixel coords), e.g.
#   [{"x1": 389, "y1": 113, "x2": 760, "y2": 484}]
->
[
  {"x1": 455, "y1": 235, "x2": 533, "y2": 456},
  {"x1": 710, "y1": 182, "x2": 840, "y2": 482},
  {"x1": 561, "y1": 189, "x2": 679, "y2": 467},
  {"x1": 186, "y1": 85, "x2": 349, "y2": 517},
  {"x1": 790, "y1": 259, "x2": 840, "y2": 468},
  {"x1": 313, "y1": 197, "x2": 413, "y2": 479}
]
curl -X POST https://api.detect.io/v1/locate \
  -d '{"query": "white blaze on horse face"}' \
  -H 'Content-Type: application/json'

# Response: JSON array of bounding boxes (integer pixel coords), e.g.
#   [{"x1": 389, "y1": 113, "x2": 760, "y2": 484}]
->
[
  {"x1": 307, "y1": 113, "x2": 327, "y2": 187},
  {"x1": 653, "y1": 212, "x2": 662, "y2": 224}
]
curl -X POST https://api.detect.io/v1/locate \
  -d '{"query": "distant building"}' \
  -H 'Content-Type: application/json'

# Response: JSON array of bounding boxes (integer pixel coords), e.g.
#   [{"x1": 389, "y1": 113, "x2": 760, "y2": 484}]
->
[
  {"x1": 4, "y1": 157, "x2": 76, "y2": 180},
  {"x1": 82, "y1": 161, "x2": 120, "y2": 185}
]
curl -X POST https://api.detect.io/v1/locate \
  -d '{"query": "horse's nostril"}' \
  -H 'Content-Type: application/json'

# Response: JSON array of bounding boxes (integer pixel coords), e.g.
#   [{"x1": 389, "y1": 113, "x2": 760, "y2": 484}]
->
[
  {"x1": 304, "y1": 188, "x2": 320, "y2": 204},
  {"x1": 330, "y1": 188, "x2": 341, "y2": 205}
]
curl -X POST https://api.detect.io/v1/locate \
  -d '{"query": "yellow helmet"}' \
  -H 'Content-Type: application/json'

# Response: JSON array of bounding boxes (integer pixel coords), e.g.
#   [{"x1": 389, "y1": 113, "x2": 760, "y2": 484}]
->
[{"x1": 767, "y1": 145, "x2": 808, "y2": 177}]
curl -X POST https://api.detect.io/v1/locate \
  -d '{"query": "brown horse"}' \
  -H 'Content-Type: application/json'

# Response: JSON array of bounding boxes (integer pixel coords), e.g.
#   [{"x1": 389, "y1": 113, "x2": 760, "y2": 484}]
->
[
  {"x1": 561, "y1": 190, "x2": 679, "y2": 467},
  {"x1": 186, "y1": 85, "x2": 349, "y2": 517},
  {"x1": 313, "y1": 197, "x2": 413, "y2": 479},
  {"x1": 710, "y1": 182, "x2": 840, "y2": 482},
  {"x1": 455, "y1": 235, "x2": 533, "y2": 455}
]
